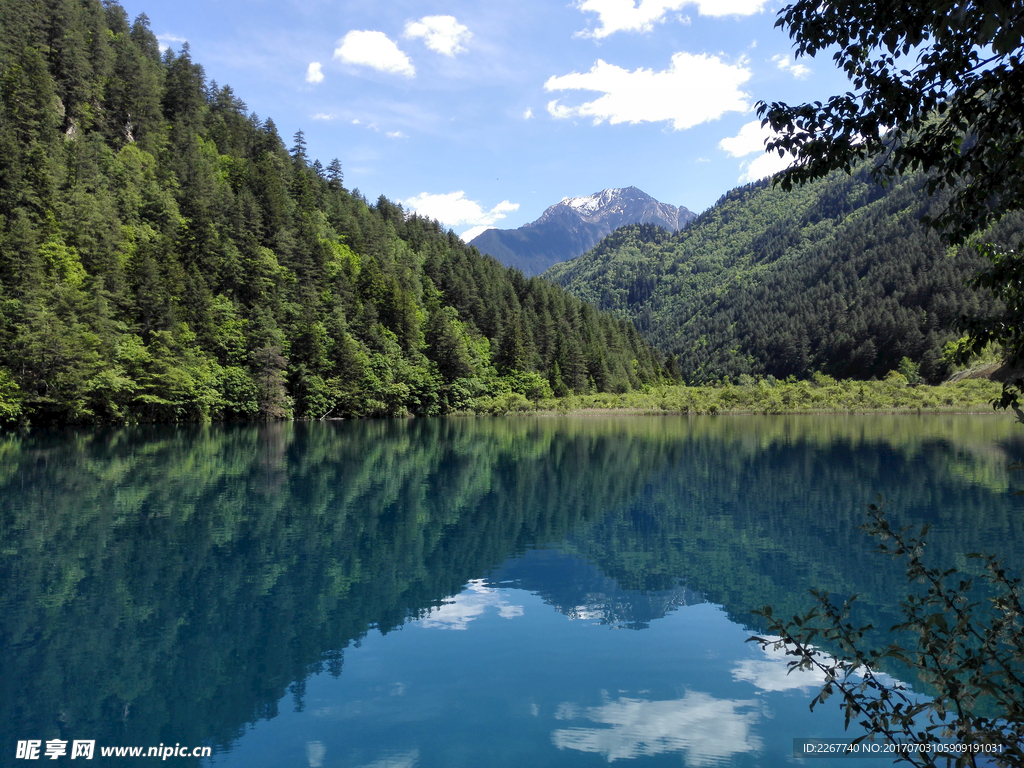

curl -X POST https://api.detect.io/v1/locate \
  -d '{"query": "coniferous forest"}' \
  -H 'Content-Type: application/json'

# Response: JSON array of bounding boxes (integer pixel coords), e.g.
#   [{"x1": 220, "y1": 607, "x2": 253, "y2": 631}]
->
[
  {"x1": 546, "y1": 166, "x2": 1022, "y2": 385},
  {"x1": 0, "y1": 0, "x2": 667, "y2": 426}
]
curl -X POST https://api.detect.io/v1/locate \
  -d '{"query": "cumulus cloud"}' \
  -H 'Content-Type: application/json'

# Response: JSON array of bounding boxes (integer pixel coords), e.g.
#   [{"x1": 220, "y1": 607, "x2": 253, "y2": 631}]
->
[
  {"x1": 386, "y1": 130, "x2": 407, "y2": 139},
  {"x1": 306, "y1": 62, "x2": 324, "y2": 84},
  {"x1": 739, "y1": 152, "x2": 795, "y2": 182},
  {"x1": 575, "y1": 0, "x2": 766, "y2": 37},
  {"x1": 403, "y1": 15, "x2": 471, "y2": 56},
  {"x1": 718, "y1": 119, "x2": 769, "y2": 157},
  {"x1": 719, "y1": 119, "x2": 797, "y2": 182},
  {"x1": 334, "y1": 31, "x2": 415, "y2": 77},
  {"x1": 575, "y1": 0, "x2": 688, "y2": 38},
  {"x1": 523, "y1": 107, "x2": 534, "y2": 119},
  {"x1": 551, "y1": 691, "x2": 762, "y2": 763},
  {"x1": 545, "y1": 53, "x2": 751, "y2": 130},
  {"x1": 771, "y1": 53, "x2": 811, "y2": 79},
  {"x1": 416, "y1": 580, "x2": 524, "y2": 630},
  {"x1": 402, "y1": 193, "x2": 519, "y2": 237}
]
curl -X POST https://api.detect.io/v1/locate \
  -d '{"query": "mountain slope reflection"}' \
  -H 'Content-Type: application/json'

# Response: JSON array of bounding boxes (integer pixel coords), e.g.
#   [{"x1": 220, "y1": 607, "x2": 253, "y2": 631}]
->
[
  {"x1": 1, "y1": 416, "x2": 1021, "y2": 767},
  {"x1": 487, "y1": 548, "x2": 703, "y2": 629}
]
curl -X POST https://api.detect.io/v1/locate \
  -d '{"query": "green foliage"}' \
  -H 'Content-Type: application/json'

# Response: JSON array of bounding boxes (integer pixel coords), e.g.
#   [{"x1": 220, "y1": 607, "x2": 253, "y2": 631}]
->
[
  {"x1": 759, "y1": 1, "x2": 1024, "y2": 408},
  {"x1": 898, "y1": 357, "x2": 922, "y2": 385},
  {"x1": 752, "y1": 505, "x2": 1024, "y2": 767},
  {"x1": 0, "y1": 368, "x2": 22, "y2": 425},
  {"x1": 758, "y1": 0, "x2": 1024, "y2": 243},
  {"x1": 468, "y1": 378, "x2": 999, "y2": 416},
  {"x1": 0, "y1": 0, "x2": 667, "y2": 426},
  {"x1": 547, "y1": 170, "x2": 1015, "y2": 385}
]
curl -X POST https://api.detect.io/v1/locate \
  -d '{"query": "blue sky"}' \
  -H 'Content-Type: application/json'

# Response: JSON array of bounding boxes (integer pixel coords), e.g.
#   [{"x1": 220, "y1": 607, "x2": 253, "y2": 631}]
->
[{"x1": 117, "y1": 0, "x2": 852, "y2": 238}]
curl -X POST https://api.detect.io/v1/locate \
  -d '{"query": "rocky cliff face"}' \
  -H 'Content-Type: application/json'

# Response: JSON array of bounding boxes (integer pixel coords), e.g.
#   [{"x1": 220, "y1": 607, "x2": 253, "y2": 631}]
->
[{"x1": 469, "y1": 187, "x2": 694, "y2": 276}]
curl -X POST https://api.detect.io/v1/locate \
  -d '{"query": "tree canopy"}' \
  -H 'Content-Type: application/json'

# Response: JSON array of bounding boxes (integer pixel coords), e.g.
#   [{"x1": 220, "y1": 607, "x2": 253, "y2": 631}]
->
[
  {"x1": 758, "y1": 0, "x2": 1024, "y2": 243},
  {"x1": 546, "y1": 165, "x2": 1015, "y2": 384},
  {"x1": 0, "y1": 0, "x2": 669, "y2": 426}
]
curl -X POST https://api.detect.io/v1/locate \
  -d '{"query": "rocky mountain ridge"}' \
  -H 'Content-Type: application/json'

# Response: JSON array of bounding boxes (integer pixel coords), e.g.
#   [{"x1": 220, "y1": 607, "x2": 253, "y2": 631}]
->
[{"x1": 470, "y1": 187, "x2": 694, "y2": 276}]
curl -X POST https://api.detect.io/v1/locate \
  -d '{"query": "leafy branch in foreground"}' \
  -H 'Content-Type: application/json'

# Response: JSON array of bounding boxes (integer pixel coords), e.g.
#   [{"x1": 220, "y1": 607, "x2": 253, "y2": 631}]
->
[{"x1": 750, "y1": 504, "x2": 1024, "y2": 767}]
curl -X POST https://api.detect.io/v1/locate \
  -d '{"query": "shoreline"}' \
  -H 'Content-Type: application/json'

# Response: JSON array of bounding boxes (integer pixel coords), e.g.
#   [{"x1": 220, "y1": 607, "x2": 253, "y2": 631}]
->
[
  {"x1": 0, "y1": 379, "x2": 1011, "y2": 428},
  {"x1": 458, "y1": 378, "x2": 1010, "y2": 418}
]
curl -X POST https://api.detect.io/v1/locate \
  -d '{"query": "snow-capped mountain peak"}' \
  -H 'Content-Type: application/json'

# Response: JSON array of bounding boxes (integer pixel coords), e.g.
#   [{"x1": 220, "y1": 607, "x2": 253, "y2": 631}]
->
[
  {"x1": 560, "y1": 188, "x2": 624, "y2": 217},
  {"x1": 468, "y1": 186, "x2": 695, "y2": 276}
]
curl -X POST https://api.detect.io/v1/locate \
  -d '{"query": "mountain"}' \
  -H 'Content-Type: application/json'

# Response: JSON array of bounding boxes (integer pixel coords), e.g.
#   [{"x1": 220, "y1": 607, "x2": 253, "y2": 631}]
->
[
  {"x1": 469, "y1": 187, "x2": 695, "y2": 276},
  {"x1": 545, "y1": 166, "x2": 1023, "y2": 384},
  {"x1": 0, "y1": 0, "x2": 670, "y2": 426}
]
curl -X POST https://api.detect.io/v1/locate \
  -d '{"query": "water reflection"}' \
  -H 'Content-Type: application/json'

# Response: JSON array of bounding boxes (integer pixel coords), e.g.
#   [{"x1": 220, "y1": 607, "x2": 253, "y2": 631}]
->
[
  {"x1": 0, "y1": 415, "x2": 1020, "y2": 766},
  {"x1": 731, "y1": 641, "x2": 831, "y2": 693},
  {"x1": 417, "y1": 580, "x2": 524, "y2": 630},
  {"x1": 552, "y1": 690, "x2": 762, "y2": 765}
]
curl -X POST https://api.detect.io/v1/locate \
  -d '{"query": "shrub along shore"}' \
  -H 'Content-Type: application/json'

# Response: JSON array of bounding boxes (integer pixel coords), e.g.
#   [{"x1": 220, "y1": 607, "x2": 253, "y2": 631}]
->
[{"x1": 462, "y1": 375, "x2": 1006, "y2": 416}]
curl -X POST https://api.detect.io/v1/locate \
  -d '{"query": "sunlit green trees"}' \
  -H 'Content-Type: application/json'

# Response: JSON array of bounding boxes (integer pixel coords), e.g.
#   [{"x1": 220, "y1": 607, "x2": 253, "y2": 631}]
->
[{"x1": 0, "y1": 0, "x2": 668, "y2": 426}]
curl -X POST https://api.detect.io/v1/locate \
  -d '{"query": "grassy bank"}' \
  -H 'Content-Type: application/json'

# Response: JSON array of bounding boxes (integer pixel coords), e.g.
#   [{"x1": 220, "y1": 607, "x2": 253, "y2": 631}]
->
[{"x1": 465, "y1": 375, "x2": 1007, "y2": 416}]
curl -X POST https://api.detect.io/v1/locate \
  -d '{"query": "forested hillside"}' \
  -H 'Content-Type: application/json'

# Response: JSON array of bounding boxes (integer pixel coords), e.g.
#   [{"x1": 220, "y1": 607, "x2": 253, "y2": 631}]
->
[
  {"x1": 546, "y1": 165, "x2": 1020, "y2": 384},
  {"x1": 0, "y1": 0, "x2": 666, "y2": 426}
]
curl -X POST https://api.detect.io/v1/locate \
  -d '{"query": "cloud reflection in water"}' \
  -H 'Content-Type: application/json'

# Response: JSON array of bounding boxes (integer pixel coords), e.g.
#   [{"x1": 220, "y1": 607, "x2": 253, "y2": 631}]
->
[
  {"x1": 417, "y1": 580, "x2": 524, "y2": 630},
  {"x1": 551, "y1": 690, "x2": 762, "y2": 765}
]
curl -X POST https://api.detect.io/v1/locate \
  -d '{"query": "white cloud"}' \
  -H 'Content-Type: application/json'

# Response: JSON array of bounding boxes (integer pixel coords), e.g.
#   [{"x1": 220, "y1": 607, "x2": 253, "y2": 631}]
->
[
  {"x1": 460, "y1": 225, "x2": 493, "y2": 242},
  {"x1": 403, "y1": 15, "x2": 471, "y2": 56},
  {"x1": 306, "y1": 62, "x2": 324, "y2": 84},
  {"x1": 575, "y1": 0, "x2": 688, "y2": 38},
  {"x1": 334, "y1": 31, "x2": 415, "y2": 77},
  {"x1": 551, "y1": 691, "x2": 762, "y2": 764},
  {"x1": 386, "y1": 130, "x2": 407, "y2": 139},
  {"x1": 718, "y1": 119, "x2": 769, "y2": 157},
  {"x1": 416, "y1": 580, "x2": 524, "y2": 630},
  {"x1": 312, "y1": 113, "x2": 336, "y2": 121},
  {"x1": 523, "y1": 107, "x2": 534, "y2": 119},
  {"x1": 739, "y1": 152, "x2": 795, "y2": 182},
  {"x1": 157, "y1": 33, "x2": 187, "y2": 53},
  {"x1": 403, "y1": 193, "x2": 519, "y2": 233},
  {"x1": 545, "y1": 54, "x2": 751, "y2": 130},
  {"x1": 718, "y1": 119, "x2": 798, "y2": 182},
  {"x1": 771, "y1": 53, "x2": 811, "y2": 79},
  {"x1": 575, "y1": 0, "x2": 766, "y2": 38},
  {"x1": 695, "y1": 0, "x2": 768, "y2": 16}
]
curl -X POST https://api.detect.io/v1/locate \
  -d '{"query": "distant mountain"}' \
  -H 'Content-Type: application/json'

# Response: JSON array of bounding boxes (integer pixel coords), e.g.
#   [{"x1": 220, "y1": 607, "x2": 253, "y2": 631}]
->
[
  {"x1": 469, "y1": 187, "x2": 695, "y2": 276},
  {"x1": 545, "y1": 167, "x2": 1024, "y2": 384}
]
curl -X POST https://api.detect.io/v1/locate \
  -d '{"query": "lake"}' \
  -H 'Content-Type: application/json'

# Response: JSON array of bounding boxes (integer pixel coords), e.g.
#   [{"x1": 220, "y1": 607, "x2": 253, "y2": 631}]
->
[{"x1": 2, "y1": 415, "x2": 1022, "y2": 767}]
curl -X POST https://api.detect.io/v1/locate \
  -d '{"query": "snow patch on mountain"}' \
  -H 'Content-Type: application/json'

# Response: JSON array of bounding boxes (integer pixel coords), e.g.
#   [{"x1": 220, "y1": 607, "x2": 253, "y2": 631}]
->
[
  {"x1": 469, "y1": 186, "x2": 695, "y2": 276},
  {"x1": 561, "y1": 189, "x2": 623, "y2": 216}
]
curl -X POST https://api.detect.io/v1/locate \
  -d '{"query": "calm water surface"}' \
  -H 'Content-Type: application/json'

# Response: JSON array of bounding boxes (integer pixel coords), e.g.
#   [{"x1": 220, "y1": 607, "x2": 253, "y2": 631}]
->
[{"x1": 2, "y1": 415, "x2": 1022, "y2": 767}]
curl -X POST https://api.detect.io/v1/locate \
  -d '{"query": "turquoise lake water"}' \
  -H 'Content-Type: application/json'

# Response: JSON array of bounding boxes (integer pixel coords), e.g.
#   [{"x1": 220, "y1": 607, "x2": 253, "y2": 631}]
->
[{"x1": 2, "y1": 415, "x2": 1022, "y2": 767}]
